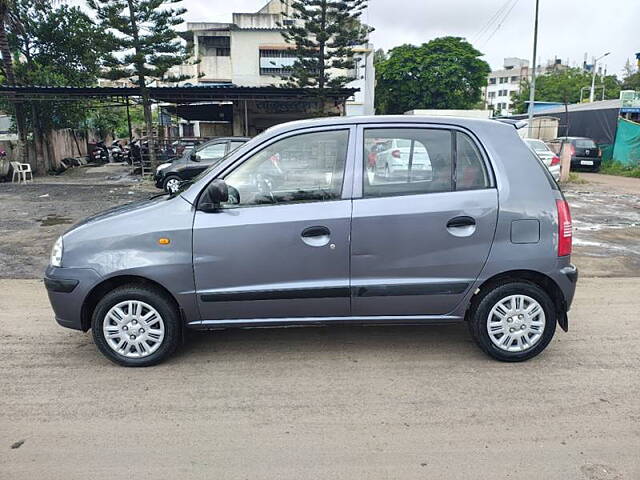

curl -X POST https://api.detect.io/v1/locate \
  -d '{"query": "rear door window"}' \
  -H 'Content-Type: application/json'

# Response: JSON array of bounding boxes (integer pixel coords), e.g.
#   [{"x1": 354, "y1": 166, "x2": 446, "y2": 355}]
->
[{"x1": 364, "y1": 128, "x2": 450, "y2": 197}]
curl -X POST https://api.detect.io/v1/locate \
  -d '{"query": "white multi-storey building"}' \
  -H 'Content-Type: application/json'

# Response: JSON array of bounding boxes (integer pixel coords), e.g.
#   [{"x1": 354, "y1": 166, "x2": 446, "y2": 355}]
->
[
  {"x1": 169, "y1": 0, "x2": 374, "y2": 136},
  {"x1": 483, "y1": 57, "x2": 531, "y2": 116}
]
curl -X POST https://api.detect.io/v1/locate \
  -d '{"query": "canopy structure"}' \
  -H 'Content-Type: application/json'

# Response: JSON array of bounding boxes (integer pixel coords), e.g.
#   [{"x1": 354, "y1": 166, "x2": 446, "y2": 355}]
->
[{"x1": 0, "y1": 84, "x2": 358, "y2": 137}]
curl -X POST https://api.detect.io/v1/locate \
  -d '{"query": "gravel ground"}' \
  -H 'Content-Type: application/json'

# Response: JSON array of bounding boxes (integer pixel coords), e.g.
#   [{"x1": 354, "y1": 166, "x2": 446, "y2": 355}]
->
[
  {"x1": 1, "y1": 169, "x2": 638, "y2": 279},
  {"x1": 564, "y1": 173, "x2": 640, "y2": 277},
  {"x1": 0, "y1": 164, "x2": 156, "y2": 279},
  {"x1": 0, "y1": 277, "x2": 638, "y2": 479}
]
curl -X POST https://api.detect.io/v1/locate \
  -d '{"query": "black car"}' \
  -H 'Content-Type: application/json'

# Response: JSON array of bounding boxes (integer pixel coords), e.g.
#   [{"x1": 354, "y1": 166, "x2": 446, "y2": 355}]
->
[
  {"x1": 155, "y1": 137, "x2": 249, "y2": 192},
  {"x1": 548, "y1": 137, "x2": 601, "y2": 172}
]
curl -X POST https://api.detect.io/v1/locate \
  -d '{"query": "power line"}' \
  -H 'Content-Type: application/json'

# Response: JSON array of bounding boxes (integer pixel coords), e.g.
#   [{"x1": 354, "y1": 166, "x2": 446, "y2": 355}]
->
[
  {"x1": 480, "y1": 0, "x2": 521, "y2": 48},
  {"x1": 473, "y1": 0, "x2": 515, "y2": 44}
]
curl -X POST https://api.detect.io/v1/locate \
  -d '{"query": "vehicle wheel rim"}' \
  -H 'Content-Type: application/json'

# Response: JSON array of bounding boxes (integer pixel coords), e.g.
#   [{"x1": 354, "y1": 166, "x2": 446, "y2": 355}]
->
[
  {"x1": 103, "y1": 300, "x2": 165, "y2": 358},
  {"x1": 166, "y1": 178, "x2": 180, "y2": 193},
  {"x1": 486, "y1": 294, "x2": 546, "y2": 352}
]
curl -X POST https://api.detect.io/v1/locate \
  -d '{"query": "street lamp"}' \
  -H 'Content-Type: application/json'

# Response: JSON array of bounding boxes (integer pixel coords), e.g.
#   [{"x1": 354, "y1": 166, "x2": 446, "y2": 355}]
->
[{"x1": 589, "y1": 52, "x2": 610, "y2": 103}]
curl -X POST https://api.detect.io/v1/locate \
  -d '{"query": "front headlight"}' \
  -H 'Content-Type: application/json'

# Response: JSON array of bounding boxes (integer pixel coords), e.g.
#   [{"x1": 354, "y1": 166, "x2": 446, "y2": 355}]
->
[
  {"x1": 50, "y1": 236, "x2": 63, "y2": 267},
  {"x1": 156, "y1": 163, "x2": 171, "y2": 173}
]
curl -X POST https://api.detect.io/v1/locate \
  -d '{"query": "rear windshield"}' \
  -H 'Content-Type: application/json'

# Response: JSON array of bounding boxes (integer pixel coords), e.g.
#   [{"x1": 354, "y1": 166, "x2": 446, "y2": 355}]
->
[{"x1": 575, "y1": 139, "x2": 596, "y2": 148}]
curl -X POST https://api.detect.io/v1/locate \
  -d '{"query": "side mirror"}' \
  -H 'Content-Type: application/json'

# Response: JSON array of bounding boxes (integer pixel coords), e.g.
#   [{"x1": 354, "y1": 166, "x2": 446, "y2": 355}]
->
[
  {"x1": 190, "y1": 151, "x2": 199, "y2": 162},
  {"x1": 198, "y1": 179, "x2": 229, "y2": 213}
]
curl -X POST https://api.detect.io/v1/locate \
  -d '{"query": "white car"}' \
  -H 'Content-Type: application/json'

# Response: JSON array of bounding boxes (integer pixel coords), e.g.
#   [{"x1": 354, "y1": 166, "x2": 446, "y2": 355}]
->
[
  {"x1": 371, "y1": 138, "x2": 432, "y2": 179},
  {"x1": 524, "y1": 139, "x2": 561, "y2": 181}
]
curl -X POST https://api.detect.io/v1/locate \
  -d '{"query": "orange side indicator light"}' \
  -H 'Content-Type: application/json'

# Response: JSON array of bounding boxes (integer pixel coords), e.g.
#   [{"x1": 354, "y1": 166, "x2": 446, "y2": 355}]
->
[{"x1": 158, "y1": 238, "x2": 171, "y2": 245}]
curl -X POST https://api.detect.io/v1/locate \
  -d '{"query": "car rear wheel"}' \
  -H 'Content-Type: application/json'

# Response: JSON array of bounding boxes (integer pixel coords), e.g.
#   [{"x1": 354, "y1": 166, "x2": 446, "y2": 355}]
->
[
  {"x1": 468, "y1": 281, "x2": 556, "y2": 362},
  {"x1": 91, "y1": 285, "x2": 181, "y2": 367},
  {"x1": 163, "y1": 174, "x2": 181, "y2": 193}
]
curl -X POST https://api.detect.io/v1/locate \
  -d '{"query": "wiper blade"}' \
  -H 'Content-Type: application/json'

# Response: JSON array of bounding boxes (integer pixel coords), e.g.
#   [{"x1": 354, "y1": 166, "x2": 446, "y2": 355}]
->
[{"x1": 149, "y1": 191, "x2": 170, "y2": 200}]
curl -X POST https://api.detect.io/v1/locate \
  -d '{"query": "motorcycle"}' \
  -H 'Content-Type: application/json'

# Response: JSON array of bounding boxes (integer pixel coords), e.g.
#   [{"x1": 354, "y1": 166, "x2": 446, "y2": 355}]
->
[
  {"x1": 110, "y1": 141, "x2": 125, "y2": 163},
  {"x1": 90, "y1": 141, "x2": 110, "y2": 163}
]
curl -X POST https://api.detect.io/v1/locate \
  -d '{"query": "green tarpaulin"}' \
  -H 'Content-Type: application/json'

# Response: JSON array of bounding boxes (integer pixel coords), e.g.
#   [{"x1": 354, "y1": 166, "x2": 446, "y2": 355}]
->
[{"x1": 612, "y1": 117, "x2": 640, "y2": 166}]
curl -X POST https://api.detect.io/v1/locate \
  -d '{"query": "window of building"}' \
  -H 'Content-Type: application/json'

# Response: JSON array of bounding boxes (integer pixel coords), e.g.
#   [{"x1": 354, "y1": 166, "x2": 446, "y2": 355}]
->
[
  {"x1": 499, "y1": 77, "x2": 508, "y2": 84},
  {"x1": 223, "y1": 130, "x2": 349, "y2": 207},
  {"x1": 259, "y1": 49, "x2": 297, "y2": 76},
  {"x1": 199, "y1": 36, "x2": 230, "y2": 57},
  {"x1": 488, "y1": 92, "x2": 496, "y2": 99},
  {"x1": 489, "y1": 77, "x2": 496, "y2": 85},
  {"x1": 511, "y1": 76, "x2": 519, "y2": 83}
]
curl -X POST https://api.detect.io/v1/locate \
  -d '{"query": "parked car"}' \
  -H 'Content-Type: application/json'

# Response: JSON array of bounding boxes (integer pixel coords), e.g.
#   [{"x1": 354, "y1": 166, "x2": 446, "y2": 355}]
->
[
  {"x1": 368, "y1": 137, "x2": 432, "y2": 180},
  {"x1": 548, "y1": 137, "x2": 601, "y2": 172},
  {"x1": 155, "y1": 137, "x2": 249, "y2": 193},
  {"x1": 524, "y1": 138, "x2": 561, "y2": 181},
  {"x1": 44, "y1": 116, "x2": 577, "y2": 366}
]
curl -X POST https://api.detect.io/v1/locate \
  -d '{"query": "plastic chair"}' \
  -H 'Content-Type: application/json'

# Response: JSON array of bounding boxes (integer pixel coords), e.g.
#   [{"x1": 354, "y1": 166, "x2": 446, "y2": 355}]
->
[{"x1": 10, "y1": 161, "x2": 33, "y2": 183}]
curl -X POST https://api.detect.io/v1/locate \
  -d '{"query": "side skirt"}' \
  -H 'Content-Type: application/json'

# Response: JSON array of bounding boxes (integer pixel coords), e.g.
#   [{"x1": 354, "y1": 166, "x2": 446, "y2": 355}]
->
[{"x1": 187, "y1": 315, "x2": 464, "y2": 330}]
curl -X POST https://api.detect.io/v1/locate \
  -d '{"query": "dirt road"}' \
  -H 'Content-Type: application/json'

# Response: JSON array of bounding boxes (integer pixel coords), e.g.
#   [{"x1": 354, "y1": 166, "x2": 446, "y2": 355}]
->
[{"x1": 1, "y1": 277, "x2": 639, "y2": 480}]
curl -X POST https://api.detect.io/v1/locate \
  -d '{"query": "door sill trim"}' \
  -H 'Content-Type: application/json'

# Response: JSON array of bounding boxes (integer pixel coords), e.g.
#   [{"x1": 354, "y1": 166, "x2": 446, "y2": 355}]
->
[{"x1": 188, "y1": 315, "x2": 463, "y2": 330}]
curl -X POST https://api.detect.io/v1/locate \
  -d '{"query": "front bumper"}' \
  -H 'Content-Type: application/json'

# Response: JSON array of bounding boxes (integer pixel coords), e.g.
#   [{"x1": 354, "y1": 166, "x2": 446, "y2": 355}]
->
[
  {"x1": 44, "y1": 265, "x2": 102, "y2": 331},
  {"x1": 154, "y1": 171, "x2": 165, "y2": 188}
]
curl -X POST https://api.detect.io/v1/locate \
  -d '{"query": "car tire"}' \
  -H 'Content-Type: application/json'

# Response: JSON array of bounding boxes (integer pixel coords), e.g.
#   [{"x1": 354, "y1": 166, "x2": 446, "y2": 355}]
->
[
  {"x1": 468, "y1": 281, "x2": 557, "y2": 362},
  {"x1": 592, "y1": 166, "x2": 600, "y2": 173},
  {"x1": 163, "y1": 174, "x2": 182, "y2": 193},
  {"x1": 91, "y1": 285, "x2": 181, "y2": 367}
]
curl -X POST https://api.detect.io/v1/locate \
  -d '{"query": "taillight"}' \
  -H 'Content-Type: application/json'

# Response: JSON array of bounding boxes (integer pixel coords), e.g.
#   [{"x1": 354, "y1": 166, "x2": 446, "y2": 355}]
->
[
  {"x1": 391, "y1": 149, "x2": 401, "y2": 158},
  {"x1": 550, "y1": 155, "x2": 560, "y2": 166},
  {"x1": 556, "y1": 199, "x2": 572, "y2": 257}
]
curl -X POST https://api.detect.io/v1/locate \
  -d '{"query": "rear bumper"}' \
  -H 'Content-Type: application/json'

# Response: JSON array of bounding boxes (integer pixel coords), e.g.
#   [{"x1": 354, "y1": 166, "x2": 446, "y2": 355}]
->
[
  {"x1": 571, "y1": 157, "x2": 601, "y2": 169},
  {"x1": 44, "y1": 266, "x2": 102, "y2": 331}
]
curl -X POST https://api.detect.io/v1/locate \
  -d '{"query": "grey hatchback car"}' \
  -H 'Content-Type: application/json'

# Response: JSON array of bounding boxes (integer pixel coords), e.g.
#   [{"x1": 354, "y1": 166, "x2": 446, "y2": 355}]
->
[{"x1": 44, "y1": 116, "x2": 578, "y2": 366}]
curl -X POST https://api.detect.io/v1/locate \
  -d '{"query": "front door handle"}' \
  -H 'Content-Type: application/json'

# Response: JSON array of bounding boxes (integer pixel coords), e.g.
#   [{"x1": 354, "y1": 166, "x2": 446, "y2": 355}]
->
[
  {"x1": 301, "y1": 226, "x2": 331, "y2": 247},
  {"x1": 301, "y1": 226, "x2": 331, "y2": 238}
]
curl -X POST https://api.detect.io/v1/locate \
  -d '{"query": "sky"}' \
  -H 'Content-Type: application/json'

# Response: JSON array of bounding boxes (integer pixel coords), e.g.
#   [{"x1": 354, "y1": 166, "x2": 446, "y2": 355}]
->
[{"x1": 179, "y1": 0, "x2": 640, "y2": 78}]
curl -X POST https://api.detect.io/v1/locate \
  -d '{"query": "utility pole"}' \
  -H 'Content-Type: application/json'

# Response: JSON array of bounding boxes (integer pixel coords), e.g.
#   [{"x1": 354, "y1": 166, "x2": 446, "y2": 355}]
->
[
  {"x1": 526, "y1": 0, "x2": 540, "y2": 138},
  {"x1": 589, "y1": 52, "x2": 610, "y2": 103}
]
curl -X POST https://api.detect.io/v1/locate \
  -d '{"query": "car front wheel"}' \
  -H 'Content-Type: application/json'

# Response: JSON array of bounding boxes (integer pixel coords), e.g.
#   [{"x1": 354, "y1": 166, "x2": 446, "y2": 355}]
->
[
  {"x1": 163, "y1": 174, "x2": 182, "y2": 193},
  {"x1": 91, "y1": 285, "x2": 181, "y2": 367},
  {"x1": 468, "y1": 281, "x2": 557, "y2": 362}
]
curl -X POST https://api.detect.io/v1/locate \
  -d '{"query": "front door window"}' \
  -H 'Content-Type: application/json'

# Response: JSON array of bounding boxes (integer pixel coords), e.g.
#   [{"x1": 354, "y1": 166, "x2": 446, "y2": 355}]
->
[{"x1": 223, "y1": 130, "x2": 349, "y2": 207}]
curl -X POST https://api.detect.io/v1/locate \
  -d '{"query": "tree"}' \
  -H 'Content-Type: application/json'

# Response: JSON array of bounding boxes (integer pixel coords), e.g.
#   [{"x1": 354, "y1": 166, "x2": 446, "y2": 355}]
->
[
  {"x1": 0, "y1": 0, "x2": 39, "y2": 163},
  {"x1": 88, "y1": 0, "x2": 193, "y2": 163},
  {"x1": 372, "y1": 47, "x2": 386, "y2": 65},
  {"x1": 2, "y1": 0, "x2": 108, "y2": 170},
  {"x1": 375, "y1": 37, "x2": 491, "y2": 114},
  {"x1": 280, "y1": 0, "x2": 372, "y2": 100},
  {"x1": 622, "y1": 72, "x2": 640, "y2": 91},
  {"x1": 512, "y1": 68, "x2": 622, "y2": 114}
]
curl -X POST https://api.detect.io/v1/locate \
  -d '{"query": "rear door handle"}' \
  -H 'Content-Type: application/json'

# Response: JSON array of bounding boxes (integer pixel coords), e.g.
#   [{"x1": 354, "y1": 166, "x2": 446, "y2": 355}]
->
[{"x1": 446, "y1": 216, "x2": 476, "y2": 228}]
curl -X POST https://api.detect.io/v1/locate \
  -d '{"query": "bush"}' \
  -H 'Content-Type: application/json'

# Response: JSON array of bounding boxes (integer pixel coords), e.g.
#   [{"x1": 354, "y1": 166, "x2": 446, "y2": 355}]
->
[{"x1": 600, "y1": 161, "x2": 640, "y2": 178}]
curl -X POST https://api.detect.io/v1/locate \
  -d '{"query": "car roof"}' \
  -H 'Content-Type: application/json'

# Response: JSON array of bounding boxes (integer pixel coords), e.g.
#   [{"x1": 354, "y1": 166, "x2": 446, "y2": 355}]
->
[
  {"x1": 204, "y1": 137, "x2": 250, "y2": 142},
  {"x1": 260, "y1": 115, "x2": 512, "y2": 139},
  {"x1": 553, "y1": 136, "x2": 593, "y2": 141}
]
